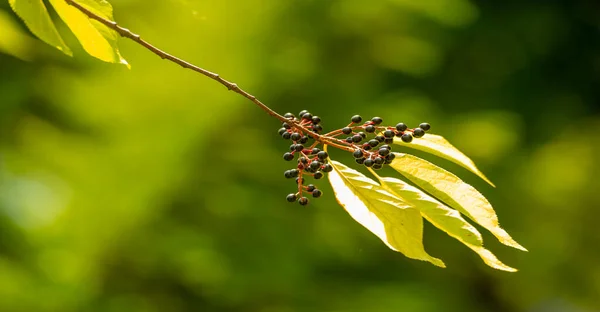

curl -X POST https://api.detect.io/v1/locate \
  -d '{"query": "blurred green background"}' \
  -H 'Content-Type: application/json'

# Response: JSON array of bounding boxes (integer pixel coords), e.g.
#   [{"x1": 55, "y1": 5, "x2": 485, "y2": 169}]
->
[{"x1": 1, "y1": 0, "x2": 600, "y2": 311}]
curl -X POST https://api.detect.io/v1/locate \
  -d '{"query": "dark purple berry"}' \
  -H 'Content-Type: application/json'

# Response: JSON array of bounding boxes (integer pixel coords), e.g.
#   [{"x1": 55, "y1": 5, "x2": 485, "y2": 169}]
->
[
  {"x1": 322, "y1": 163, "x2": 333, "y2": 172},
  {"x1": 283, "y1": 152, "x2": 294, "y2": 161},
  {"x1": 294, "y1": 144, "x2": 304, "y2": 152},
  {"x1": 364, "y1": 159, "x2": 374, "y2": 167},
  {"x1": 317, "y1": 151, "x2": 328, "y2": 160},
  {"x1": 295, "y1": 177, "x2": 304, "y2": 184},
  {"x1": 289, "y1": 169, "x2": 299, "y2": 177},
  {"x1": 401, "y1": 132, "x2": 413, "y2": 143},
  {"x1": 419, "y1": 123, "x2": 431, "y2": 131},
  {"x1": 312, "y1": 189, "x2": 322, "y2": 198},
  {"x1": 374, "y1": 157, "x2": 384, "y2": 165},
  {"x1": 291, "y1": 133, "x2": 301, "y2": 141},
  {"x1": 284, "y1": 170, "x2": 293, "y2": 179},
  {"x1": 346, "y1": 136, "x2": 353, "y2": 143},
  {"x1": 396, "y1": 123, "x2": 408, "y2": 132},
  {"x1": 299, "y1": 197, "x2": 309, "y2": 205},
  {"x1": 342, "y1": 127, "x2": 352, "y2": 135},
  {"x1": 278, "y1": 128, "x2": 287, "y2": 135},
  {"x1": 299, "y1": 136, "x2": 309, "y2": 144},
  {"x1": 384, "y1": 138, "x2": 394, "y2": 144},
  {"x1": 302, "y1": 113, "x2": 313, "y2": 120},
  {"x1": 310, "y1": 161, "x2": 321, "y2": 170},
  {"x1": 282, "y1": 132, "x2": 292, "y2": 140},
  {"x1": 384, "y1": 130, "x2": 395, "y2": 138},
  {"x1": 365, "y1": 125, "x2": 376, "y2": 133},
  {"x1": 311, "y1": 148, "x2": 320, "y2": 155},
  {"x1": 375, "y1": 135, "x2": 385, "y2": 142},
  {"x1": 380, "y1": 144, "x2": 391, "y2": 150},
  {"x1": 312, "y1": 116, "x2": 321, "y2": 124},
  {"x1": 298, "y1": 110, "x2": 309, "y2": 117},
  {"x1": 313, "y1": 124, "x2": 323, "y2": 132},
  {"x1": 314, "y1": 171, "x2": 324, "y2": 179},
  {"x1": 351, "y1": 115, "x2": 362, "y2": 123},
  {"x1": 373, "y1": 163, "x2": 383, "y2": 170},
  {"x1": 352, "y1": 134, "x2": 362, "y2": 143},
  {"x1": 286, "y1": 193, "x2": 297, "y2": 202},
  {"x1": 362, "y1": 143, "x2": 372, "y2": 151},
  {"x1": 353, "y1": 149, "x2": 364, "y2": 158},
  {"x1": 299, "y1": 157, "x2": 308, "y2": 164},
  {"x1": 378, "y1": 148, "x2": 390, "y2": 157},
  {"x1": 282, "y1": 122, "x2": 291, "y2": 129},
  {"x1": 284, "y1": 112, "x2": 295, "y2": 119},
  {"x1": 413, "y1": 128, "x2": 425, "y2": 138},
  {"x1": 306, "y1": 184, "x2": 316, "y2": 192},
  {"x1": 368, "y1": 139, "x2": 379, "y2": 147},
  {"x1": 290, "y1": 144, "x2": 297, "y2": 152},
  {"x1": 358, "y1": 132, "x2": 367, "y2": 139},
  {"x1": 355, "y1": 157, "x2": 365, "y2": 164},
  {"x1": 371, "y1": 117, "x2": 383, "y2": 125}
]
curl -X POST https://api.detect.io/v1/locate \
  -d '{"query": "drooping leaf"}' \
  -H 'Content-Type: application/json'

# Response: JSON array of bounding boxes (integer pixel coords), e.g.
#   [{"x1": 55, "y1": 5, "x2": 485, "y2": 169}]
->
[
  {"x1": 393, "y1": 134, "x2": 495, "y2": 187},
  {"x1": 48, "y1": 0, "x2": 128, "y2": 66},
  {"x1": 327, "y1": 159, "x2": 445, "y2": 267},
  {"x1": 371, "y1": 172, "x2": 516, "y2": 271},
  {"x1": 8, "y1": 0, "x2": 72, "y2": 55},
  {"x1": 389, "y1": 153, "x2": 527, "y2": 251}
]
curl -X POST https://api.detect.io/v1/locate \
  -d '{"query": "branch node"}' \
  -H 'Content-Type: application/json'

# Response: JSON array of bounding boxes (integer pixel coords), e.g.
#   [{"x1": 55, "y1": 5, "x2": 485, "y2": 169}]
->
[{"x1": 227, "y1": 83, "x2": 238, "y2": 91}]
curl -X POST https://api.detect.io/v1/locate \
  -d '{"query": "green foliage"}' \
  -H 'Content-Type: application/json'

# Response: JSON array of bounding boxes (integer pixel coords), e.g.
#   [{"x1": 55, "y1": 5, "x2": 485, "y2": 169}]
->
[{"x1": 8, "y1": 0, "x2": 126, "y2": 65}]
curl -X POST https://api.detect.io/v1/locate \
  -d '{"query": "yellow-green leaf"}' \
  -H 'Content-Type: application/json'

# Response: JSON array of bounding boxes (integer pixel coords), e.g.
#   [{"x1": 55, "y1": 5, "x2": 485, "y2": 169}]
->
[
  {"x1": 328, "y1": 159, "x2": 445, "y2": 267},
  {"x1": 393, "y1": 134, "x2": 495, "y2": 187},
  {"x1": 48, "y1": 0, "x2": 128, "y2": 66},
  {"x1": 371, "y1": 173, "x2": 517, "y2": 271},
  {"x1": 389, "y1": 153, "x2": 527, "y2": 251},
  {"x1": 8, "y1": 0, "x2": 72, "y2": 55}
]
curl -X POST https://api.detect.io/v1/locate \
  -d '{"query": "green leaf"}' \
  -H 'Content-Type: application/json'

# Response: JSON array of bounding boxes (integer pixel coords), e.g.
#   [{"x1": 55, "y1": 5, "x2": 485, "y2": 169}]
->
[
  {"x1": 8, "y1": 0, "x2": 72, "y2": 55},
  {"x1": 327, "y1": 159, "x2": 445, "y2": 267},
  {"x1": 389, "y1": 153, "x2": 527, "y2": 251},
  {"x1": 371, "y1": 173, "x2": 517, "y2": 271},
  {"x1": 393, "y1": 134, "x2": 495, "y2": 187},
  {"x1": 48, "y1": 0, "x2": 128, "y2": 66}
]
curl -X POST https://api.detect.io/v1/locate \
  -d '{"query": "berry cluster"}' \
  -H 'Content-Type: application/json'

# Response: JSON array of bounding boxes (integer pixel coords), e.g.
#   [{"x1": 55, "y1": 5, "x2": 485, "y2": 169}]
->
[
  {"x1": 337, "y1": 115, "x2": 431, "y2": 170},
  {"x1": 279, "y1": 110, "x2": 330, "y2": 206},
  {"x1": 277, "y1": 110, "x2": 431, "y2": 204}
]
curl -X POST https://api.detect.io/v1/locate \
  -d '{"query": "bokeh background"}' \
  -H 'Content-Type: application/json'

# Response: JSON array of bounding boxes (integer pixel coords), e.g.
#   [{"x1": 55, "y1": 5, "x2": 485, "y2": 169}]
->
[{"x1": 1, "y1": 0, "x2": 600, "y2": 311}]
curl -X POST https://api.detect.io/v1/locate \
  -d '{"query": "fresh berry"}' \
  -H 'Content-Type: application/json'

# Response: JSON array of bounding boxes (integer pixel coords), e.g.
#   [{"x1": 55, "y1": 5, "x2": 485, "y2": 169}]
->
[
  {"x1": 384, "y1": 130, "x2": 395, "y2": 138},
  {"x1": 282, "y1": 122, "x2": 291, "y2": 129},
  {"x1": 289, "y1": 144, "x2": 297, "y2": 152},
  {"x1": 295, "y1": 177, "x2": 304, "y2": 184},
  {"x1": 362, "y1": 143, "x2": 372, "y2": 151},
  {"x1": 291, "y1": 133, "x2": 301, "y2": 141},
  {"x1": 413, "y1": 128, "x2": 425, "y2": 138},
  {"x1": 278, "y1": 128, "x2": 287, "y2": 135},
  {"x1": 312, "y1": 116, "x2": 321, "y2": 124},
  {"x1": 313, "y1": 124, "x2": 323, "y2": 132},
  {"x1": 345, "y1": 137, "x2": 353, "y2": 143},
  {"x1": 284, "y1": 170, "x2": 293, "y2": 179},
  {"x1": 396, "y1": 123, "x2": 408, "y2": 132},
  {"x1": 368, "y1": 139, "x2": 379, "y2": 147},
  {"x1": 358, "y1": 132, "x2": 367, "y2": 139},
  {"x1": 306, "y1": 184, "x2": 316, "y2": 192},
  {"x1": 378, "y1": 148, "x2": 390, "y2": 157},
  {"x1": 322, "y1": 164, "x2": 333, "y2": 172},
  {"x1": 314, "y1": 171, "x2": 324, "y2": 179},
  {"x1": 351, "y1": 115, "x2": 363, "y2": 123},
  {"x1": 310, "y1": 161, "x2": 321, "y2": 170},
  {"x1": 374, "y1": 157, "x2": 384, "y2": 165},
  {"x1": 302, "y1": 113, "x2": 313, "y2": 120},
  {"x1": 356, "y1": 157, "x2": 366, "y2": 164},
  {"x1": 283, "y1": 152, "x2": 294, "y2": 161},
  {"x1": 365, "y1": 125, "x2": 376, "y2": 133},
  {"x1": 312, "y1": 148, "x2": 321, "y2": 155},
  {"x1": 419, "y1": 123, "x2": 431, "y2": 131},
  {"x1": 353, "y1": 149, "x2": 364, "y2": 158},
  {"x1": 284, "y1": 113, "x2": 295, "y2": 119},
  {"x1": 294, "y1": 144, "x2": 304, "y2": 152},
  {"x1": 312, "y1": 189, "x2": 322, "y2": 198},
  {"x1": 299, "y1": 157, "x2": 308, "y2": 164},
  {"x1": 384, "y1": 138, "x2": 394, "y2": 144},
  {"x1": 289, "y1": 169, "x2": 299, "y2": 177},
  {"x1": 380, "y1": 144, "x2": 391, "y2": 150},
  {"x1": 375, "y1": 135, "x2": 385, "y2": 142},
  {"x1": 364, "y1": 159, "x2": 374, "y2": 167},
  {"x1": 299, "y1": 197, "x2": 309, "y2": 205},
  {"x1": 401, "y1": 132, "x2": 413, "y2": 143},
  {"x1": 298, "y1": 110, "x2": 309, "y2": 117},
  {"x1": 352, "y1": 134, "x2": 362, "y2": 143},
  {"x1": 286, "y1": 193, "x2": 297, "y2": 202},
  {"x1": 317, "y1": 151, "x2": 328, "y2": 160},
  {"x1": 373, "y1": 163, "x2": 383, "y2": 170},
  {"x1": 299, "y1": 136, "x2": 309, "y2": 144},
  {"x1": 342, "y1": 127, "x2": 352, "y2": 135},
  {"x1": 371, "y1": 117, "x2": 383, "y2": 125},
  {"x1": 282, "y1": 132, "x2": 291, "y2": 140}
]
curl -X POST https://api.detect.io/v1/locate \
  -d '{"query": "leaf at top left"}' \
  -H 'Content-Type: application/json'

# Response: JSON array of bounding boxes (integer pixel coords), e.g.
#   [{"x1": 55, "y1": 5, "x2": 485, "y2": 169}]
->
[
  {"x1": 8, "y1": 0, "x2": 72, "y2": 55},
  {"x1": 48, "y1": 0, "x2": 128, "y2": 66}
]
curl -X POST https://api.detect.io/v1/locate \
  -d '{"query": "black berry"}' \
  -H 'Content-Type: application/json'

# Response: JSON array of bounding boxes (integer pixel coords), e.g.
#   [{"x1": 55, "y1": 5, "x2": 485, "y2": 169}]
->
[
  {"x1": 310, "y1": 161, "x2": 321, "y2": 170},
  {"x1": 290, "y1": 133, "x2": 301, "y2": 141},
  {"x1": 317, "y1": 151, "x2": 328, "y2": 160},
  {"x1": 401, "y1": 132, "x2": 413, "y2": 143},
  {"x1": 371, "y1": 117, "x2": 383, "y2": 125},
  {"x1": 413, "y1": 128, "x2": 425, "y2": 138},
  {"x1": 289, "y1": 144, "x2": 297, "y2": 152},
  {"x1": 374, "y1": 157, "x2": 384, "y2": 165},
  {"x1": 284, "y1": 112, "x2": 295, "y2": 119},
  {"x1": 375, "y1": 135, "x2": 385, "y2": 142},
  {"x1": 286, "y1": 193, "x2": 297, "y2": 202},
  {"x1": 314, "y1": 171, "x2": 324, "y2": 179},
  {"x1": 306, "y1": 184, "x2": 316, "y2": 192},
  {"x1": 378, "y1": 148, "x2": 390, "y2": 156},
  {"x1": 283, "y1": 152, "x2": 294, "y2": 161},
  {"x1": 419, "y1": 123, "x2": 431, "y2": 131},
  {"x1": 302, "y1": 113, "x2": 313, "y2": 120},
  {"x1": 312, "y1": 148, "x2": 321, "y2": 155},
  {"x1": 362, "y1": 143, "x2": 372, "y2": 151},
  {"x1": 396, "y1": 123, "x2": 408, "y2": 132},
  {"x1": 358, "y1": 132, "x2": 367, "y2": 139},
  {"x1": 299, "y1": 197, "x2": 309, "y2": 205},
  {"x1": 299, "y1": 157, "x2": 308, "y2": 164},
  {"x1": 365, "y1": 125, "x2": 376, "y2": 133},
  {"x1": 298, "y1": 110, "x2": 309, "y2": 117},
  {"x1": 289, "y1": 169, "x2": 299, "y2": 177},
  {"x1": 352, "y1": 134, "x2": 362, "y2": 143},
  {"x1": 384, "y1": 130, "x2": 395, "y2": 138},
  {"x1": 373, "y1": 163, "x2": 383, "y2": 170},
  {"x1": 282, "y1": 122, "x2": 291, "y2": 129},
  {"x1": 353, "y1": 149, "x2": 364, "y2": 158},
  {"x1": 278, "y1": 128, "x2": 287, "y2": 135},
  {"x1": 284, "y1": 170, "x2": 293, "y2": 179},
  {"x1": 351, "y1": 115, "x2": 363, "y2": 123},
  {"x1": 364, "y1": 159, "x2": 374, "y2": 167},
  {"x1": 295, "y1": 177, "x2": 304, "y2": 184},
  {"x1": 356, "y1": 157, "x2": 365, "y2": 164},
  {"x1": 312, "y1": 189, "x2": 322, "y2": 198},
  {"x1": 346, "y1": 137, "x2": 353, "y2": 143},
  {"x1": 342, "y1": 127, "x2": 352, "y2": 135},
  {"x1": 322, "y1": 163, "x2": 333, "y2": 172},
  {"x1": 282, "y1": 132, "x2": 291, "y2": 140},
  {"x1": 313, "y1": 124, "x2": 323, "y2": 132},
  {"x1": 294, "y1": 144, "x2": 304, "y2": 152},
  {"x1": 312, "y1": 116, "x2": 321, "y2": 124},
  {"x1": 384, "y1": 138, "x2": 394, "y2": 144},
  {"x1": 368, "y1": 139, "x2": 379, "y2": 147},
  {"x1": 299, "y1": 136, "x2": 309, "y2": 144}
]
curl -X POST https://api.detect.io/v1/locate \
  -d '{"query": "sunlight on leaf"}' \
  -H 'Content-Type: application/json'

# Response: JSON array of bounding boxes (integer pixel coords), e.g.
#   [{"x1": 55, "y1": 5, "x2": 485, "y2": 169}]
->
[
  {"x1": 389, "y1": 153, "x2": 526, "y2": 251},
  {"x1": 370, "y1": 172, "x2": 517, "y2": 271},
  {"x1": 8, "y1": 0, "x2": 72, "y2": 55},
  {"x1": 48, "y1": 0, "x2": 128, "y2": 66},
  {"x1": 0, "y1": 9, "x2": 36, "y2": 61},
  {"x1": 327, "y1": 159, "x2": 445, "y2": 267},
  {"x1": 393, "y1": 134, "x2": 495, "y2": 187}
]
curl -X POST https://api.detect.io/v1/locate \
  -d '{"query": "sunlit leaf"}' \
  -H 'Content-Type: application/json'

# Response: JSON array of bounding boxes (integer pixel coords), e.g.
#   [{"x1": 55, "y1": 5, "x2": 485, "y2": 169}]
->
[
  {"x1": 48, "y1": 0, "x2": 128, "y2": 66},
  {"x1": 8, "y1": 0, "x2": 72, "y2": 55},
  {"x1": 0, "y1": 9, "x2": 37, "y2": 61},
  {"x1": 389, "y1": 153, "x2": 526, "y2": 251},
  {"x1": 393, "y1": 134, "x2": 495, "y2": 187},
  {"x1": 371, "y1": 172, "x2": 517, "y2": 271},
  {"x1": 327, "y1": 159, "x2": 445, "y2": 267}
]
